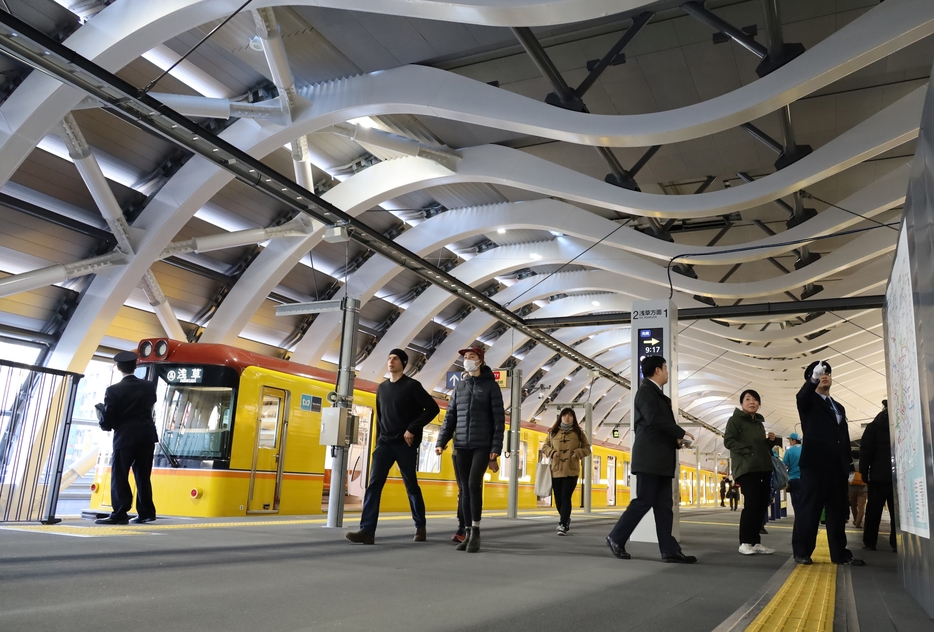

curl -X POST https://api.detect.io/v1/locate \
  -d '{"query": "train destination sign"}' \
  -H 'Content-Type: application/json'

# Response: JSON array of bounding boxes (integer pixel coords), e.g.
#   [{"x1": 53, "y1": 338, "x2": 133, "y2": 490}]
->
[{"x1": 637, "y1": 327, "x2": 665, "y2": 382}]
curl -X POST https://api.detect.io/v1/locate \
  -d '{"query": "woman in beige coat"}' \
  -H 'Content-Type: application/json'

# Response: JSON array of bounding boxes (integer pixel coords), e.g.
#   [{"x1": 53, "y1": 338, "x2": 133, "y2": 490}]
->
[{"x1": 542, "y1": 408, "x2": 592, "y2": 535}]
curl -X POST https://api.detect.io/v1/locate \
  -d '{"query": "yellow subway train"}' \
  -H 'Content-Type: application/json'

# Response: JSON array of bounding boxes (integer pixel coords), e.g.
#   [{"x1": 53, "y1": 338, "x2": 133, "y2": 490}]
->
[{"x1": 88, "y1": 338, "x2": 722, "y2": 518}]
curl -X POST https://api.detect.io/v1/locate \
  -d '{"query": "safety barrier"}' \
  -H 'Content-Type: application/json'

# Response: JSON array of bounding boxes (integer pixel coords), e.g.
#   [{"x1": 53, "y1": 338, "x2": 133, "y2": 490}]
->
[{"x1": 0, "y1": 359, "x2": 82, "y2": 523}]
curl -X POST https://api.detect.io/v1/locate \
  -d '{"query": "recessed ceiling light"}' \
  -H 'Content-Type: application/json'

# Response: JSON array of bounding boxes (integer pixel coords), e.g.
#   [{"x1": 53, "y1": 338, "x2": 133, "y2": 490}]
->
[
  {"x1": 592, "y1": 301, "x2": 600, "y2": 306},
  {"x1": 550, "y1": 231, "x2": 563, "y2": 237},
  {"x1": 497, "y1": 228, "x2": 506, "y2": 234},
  {"x1": 530, "y1": 253, "x2": 541, "y2": 260}
]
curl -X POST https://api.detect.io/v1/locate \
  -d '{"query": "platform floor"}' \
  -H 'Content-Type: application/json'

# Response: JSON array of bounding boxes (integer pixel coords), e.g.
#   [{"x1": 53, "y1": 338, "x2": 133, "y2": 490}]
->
[{"x1": 0, "y1": 507, "x2": 929, "y2": 632}]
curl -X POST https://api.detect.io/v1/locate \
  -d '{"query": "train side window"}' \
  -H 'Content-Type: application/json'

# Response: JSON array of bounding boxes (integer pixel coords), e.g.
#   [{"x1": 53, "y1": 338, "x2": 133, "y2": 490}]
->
[
  {"x1": 592, "y1": 455, "x2": 601, "y2": 484},
  {"x1": 418, "y1": 426, "x2": 441, "y2": 473},
  {"x1": 259, "y1": 394, "x2": 281, "y2": 448}
]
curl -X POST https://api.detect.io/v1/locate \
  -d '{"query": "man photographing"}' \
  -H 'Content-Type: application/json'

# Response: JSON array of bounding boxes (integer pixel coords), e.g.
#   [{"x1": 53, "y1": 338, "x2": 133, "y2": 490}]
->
[{"x1": 791, "y1": 360, "x2": 865, "y2": 566}]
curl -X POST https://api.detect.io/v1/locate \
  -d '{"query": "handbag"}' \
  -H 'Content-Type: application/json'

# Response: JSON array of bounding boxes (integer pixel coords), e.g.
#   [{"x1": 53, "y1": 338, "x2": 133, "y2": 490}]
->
[
  {"x1": 771, "y1": 453, "x2": 789, "y2": 490},
  {"x1": 535, "y1": 452, "x2": 553, "y2": 497}
]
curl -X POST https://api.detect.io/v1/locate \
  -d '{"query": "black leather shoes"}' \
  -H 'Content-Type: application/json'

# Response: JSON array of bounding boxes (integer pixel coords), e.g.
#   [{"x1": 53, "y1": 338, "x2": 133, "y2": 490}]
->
[
  {"x1": 760, "y1": 527, "x2": 768, "y2": 535},
  {"x1": 413, "y1": 526, "x2": 426, "y2": 542},
  {"x1": 94, "y1": 516, "x2": 129, "y2": 525},
  {"x1": 131, "y1": 516, "x2": 156, "y2": 524},
  {"x1": 606, "y1": 536, "x2": 631, "y2": 560},
  {"x1": 345, "y1": 530, "x2": 375, "y2": 545},
  {"x1": 841, "y1": 557, "x2": 866, "y2": 566},
  {"x1": 794, "y1": 556, "x2": 813, "y2": 565},
  {"x1": 862, "y1": 544, "x2": 876, "y2": 551},
  {"x1": 662, "y1": 551, "x2": 697, "y2": 564}
]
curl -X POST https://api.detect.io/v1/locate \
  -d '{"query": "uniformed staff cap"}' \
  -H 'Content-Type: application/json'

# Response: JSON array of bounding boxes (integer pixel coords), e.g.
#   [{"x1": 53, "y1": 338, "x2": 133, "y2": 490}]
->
[
  {"x1": 789, "y1": 432, "x2": 801, "y2": 441},
  {"x1": 114, "y1": 350, "x2": 138, "y2": 363}
]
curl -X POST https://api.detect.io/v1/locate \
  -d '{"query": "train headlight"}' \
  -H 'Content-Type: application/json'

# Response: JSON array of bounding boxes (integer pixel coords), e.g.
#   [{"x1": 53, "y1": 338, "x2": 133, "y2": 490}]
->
[
  {"x1": 139, "y1": 341, "x2": 153, "y2": 358},
  {"x1": 155, "y1": 339, "x2": 168, "y2": 358}
]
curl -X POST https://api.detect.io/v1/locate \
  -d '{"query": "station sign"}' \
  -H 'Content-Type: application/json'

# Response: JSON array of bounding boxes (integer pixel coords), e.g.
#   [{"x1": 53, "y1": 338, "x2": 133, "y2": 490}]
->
[
  {"x1": 447, "y1": 369, "x2": 509, "y2": 389},
  {"x1": 636, "y1": 327, "x2": 665, "y2": 382}
]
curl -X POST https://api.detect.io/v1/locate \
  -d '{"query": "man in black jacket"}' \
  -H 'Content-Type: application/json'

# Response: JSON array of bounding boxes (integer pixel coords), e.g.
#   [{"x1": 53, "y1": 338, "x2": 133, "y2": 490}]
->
[
  {"x1": 347, "y1": 349, "x2": 440, "y2": 544},
  {"x1": 860, "y1": 400, "x2": 896, "y2": 551},
  {"x1": 791, "y1": 360, "x2": 865, "y2": 565},
  {"x1": 606, "y1": 355, "x2": 696, "y2": 563},
  {"x1": 95, "y1": 351, "x2": 159, "y2": 525}
]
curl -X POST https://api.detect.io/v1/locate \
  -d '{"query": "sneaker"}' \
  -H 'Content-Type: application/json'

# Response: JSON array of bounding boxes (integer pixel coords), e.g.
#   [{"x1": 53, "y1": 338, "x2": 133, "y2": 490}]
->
[
  {"x1": 452, "y1": 531, "x2": 466, "y2": 544},
  {"x1": 557, "y1": 525, "x2": 568, "y2": 536},
  {"x1": 738, "y1": 543, "x2": 757, "y2": 555},
  {"x1": 753, "y1": 544, "x2": 775, "y2": 555}
]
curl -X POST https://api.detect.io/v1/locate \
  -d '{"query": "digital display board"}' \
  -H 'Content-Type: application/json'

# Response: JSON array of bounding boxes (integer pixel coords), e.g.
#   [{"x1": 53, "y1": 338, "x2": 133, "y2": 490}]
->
[{"x1": 637, "y1": 327, "x2": 664, "y2": 382}]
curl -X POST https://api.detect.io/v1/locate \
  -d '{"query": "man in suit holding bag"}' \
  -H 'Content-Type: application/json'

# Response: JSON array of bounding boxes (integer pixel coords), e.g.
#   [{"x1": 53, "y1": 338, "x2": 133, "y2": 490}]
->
[
  {"x1": 605, "y1": 355, "x2": 697, "y2": 563},
  {"x1": 791, "y1": 360, "x2": 865, "y2": 566},
  {"x1": 95, "y1": 351, "x2": 159, "y2": 525}
]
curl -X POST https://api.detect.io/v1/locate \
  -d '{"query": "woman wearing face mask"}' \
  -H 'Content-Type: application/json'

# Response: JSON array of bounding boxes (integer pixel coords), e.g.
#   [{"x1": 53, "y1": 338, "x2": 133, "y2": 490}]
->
[
  {"x1": 542, "y1": 408, "x2": 591, "y2": 535},
  {"x1": 436, "y1": 346, "x2": 506, "y2": 553},
  {"x1": 724, "y1": 390, "x2": 776, "y2": 555}
]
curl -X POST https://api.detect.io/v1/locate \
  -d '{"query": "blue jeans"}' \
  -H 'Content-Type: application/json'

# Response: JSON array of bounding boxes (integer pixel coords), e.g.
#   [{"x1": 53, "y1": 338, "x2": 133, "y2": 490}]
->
[{"x1": 359, "y1": 441, "x2": 426, "y2": 534}]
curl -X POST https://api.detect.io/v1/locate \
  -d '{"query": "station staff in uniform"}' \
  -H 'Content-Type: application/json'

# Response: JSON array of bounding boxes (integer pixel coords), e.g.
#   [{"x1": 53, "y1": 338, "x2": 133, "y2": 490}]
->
[
  {"x1": 605, "y1": 355, "x2": 697, "y2": 563},
  {"x1": 95, "y1": 351, "x2": 158, "y2": 525},
  {"x1": 859, "y1": 400, "x2": 897, "y2": 551},
  {"x1": 346, "y1": 349, "x2": 440, "y2": 544},
  {"x1": 791, "y1": 360, "x2": 865, "y2": 566}
]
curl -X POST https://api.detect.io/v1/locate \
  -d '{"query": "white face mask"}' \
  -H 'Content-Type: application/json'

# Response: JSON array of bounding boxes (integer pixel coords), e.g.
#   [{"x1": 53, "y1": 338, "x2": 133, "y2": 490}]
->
[{"x1": 463, "y1": 359, "x2": 480, "y2": 372}]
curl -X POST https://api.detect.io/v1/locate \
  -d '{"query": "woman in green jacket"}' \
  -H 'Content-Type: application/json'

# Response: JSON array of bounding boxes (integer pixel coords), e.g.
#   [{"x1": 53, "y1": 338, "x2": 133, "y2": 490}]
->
[{"x1": 724, "y1": 390, "x2": 775, "y2": 555}]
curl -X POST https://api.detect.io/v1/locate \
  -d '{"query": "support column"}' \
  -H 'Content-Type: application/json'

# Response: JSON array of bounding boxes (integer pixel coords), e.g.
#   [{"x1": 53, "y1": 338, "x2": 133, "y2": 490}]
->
[
  {"x1": 630, "y1": 299, "x2": 680, "y2": 542},
  {"x1": 327, "y1": 296, "x2": 360, "y2": 528},
  {"x1": 583, "y1": 402, "x2": 593, "y2": 514},
  {"x1": 695, "y1": 447, "x2": 701, "y2": 508},
  {"x1": 507, "y1": 368, "x2": 522, "y2": 518}
]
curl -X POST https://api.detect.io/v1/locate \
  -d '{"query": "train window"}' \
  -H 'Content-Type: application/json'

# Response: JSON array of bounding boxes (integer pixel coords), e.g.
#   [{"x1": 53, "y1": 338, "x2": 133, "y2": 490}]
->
[
  {"x1": 259, "y1": 394, "x2": 281, "y2": 448},
  {"x1": 592, "y1": 455, "x2": 601, "y2": 484},
  {"x1": 418, "y1": 426, "x2": 442, "y2": 473},
  {"x1": 155, "y1": 381, "x2": 235, "y2": 461},
  {"x1": 498, "y1": 441, "x2": 528, "y2": 481}
]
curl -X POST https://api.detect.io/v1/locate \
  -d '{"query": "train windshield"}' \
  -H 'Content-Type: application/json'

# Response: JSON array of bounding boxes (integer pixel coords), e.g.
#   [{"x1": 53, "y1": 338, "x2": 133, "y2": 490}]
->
[{"x1": 153, "y1": 365, "x2": 238, "y2": 464}]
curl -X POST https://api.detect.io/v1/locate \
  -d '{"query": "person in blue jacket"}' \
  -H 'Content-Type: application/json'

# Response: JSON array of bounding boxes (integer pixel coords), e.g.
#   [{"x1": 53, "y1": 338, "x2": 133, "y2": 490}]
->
[{"x1": 783, "y1": 432, "x2": 802, "y2": 515}]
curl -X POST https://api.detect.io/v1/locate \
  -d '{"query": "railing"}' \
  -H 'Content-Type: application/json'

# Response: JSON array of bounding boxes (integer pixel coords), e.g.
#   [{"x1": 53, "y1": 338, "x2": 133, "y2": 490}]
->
[{"x1": 0, "y1": 359, "x2": 82, "y2": 523}]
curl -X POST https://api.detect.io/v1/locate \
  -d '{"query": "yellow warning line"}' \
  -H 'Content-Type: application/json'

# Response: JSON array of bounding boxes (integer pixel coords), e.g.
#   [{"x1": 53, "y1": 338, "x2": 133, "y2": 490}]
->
[{"x1": 744, "y1": 538, "x2": 836, "y2": 632}]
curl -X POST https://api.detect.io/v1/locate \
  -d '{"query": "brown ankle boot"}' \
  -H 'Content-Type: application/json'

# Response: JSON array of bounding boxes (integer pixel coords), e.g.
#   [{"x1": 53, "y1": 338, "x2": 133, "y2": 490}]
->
[
  {"x1": 466, "y1": 526, "x2": 481, "y2": 553},
  {"x1": 413, "y1": 526, "x2": 426, "y2": 542}
]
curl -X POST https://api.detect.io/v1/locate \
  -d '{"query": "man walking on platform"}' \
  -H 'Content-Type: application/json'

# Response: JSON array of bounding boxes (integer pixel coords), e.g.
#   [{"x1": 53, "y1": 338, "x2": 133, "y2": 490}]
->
[
  {"x1": 346, "y1": 349, "x2": 440, "y2": 545},
  {"x1": 791, "y1": 360, "x2": 865, "y2": 566},
  {"x1": 719, "y1": 475, "x2": 731, "y2": 507},
  {"x1": 605, "y1": 355, "x2": 697, "y2": 563},
  {"x1": 860, "y1": 400, "x2": 897, "y2": 551},
  {"x1": 95, "y1": 351, "x2": 158, "y2": 525}
]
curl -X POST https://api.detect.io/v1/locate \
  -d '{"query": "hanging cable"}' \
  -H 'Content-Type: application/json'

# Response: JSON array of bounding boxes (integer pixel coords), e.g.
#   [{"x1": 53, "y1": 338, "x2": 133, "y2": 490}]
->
[
  {"x1": 139, "y1": 0, "x2": 254, "y2": 96},
  {"x1": 800, "y1": 191, "x2": 899, "y2": 232},
  {"x1": 503, "y1": 220, "x2": 631, "y2": 308},
  {"x1": 665, "y1": 221, "x2": 900, "y2": 299}
]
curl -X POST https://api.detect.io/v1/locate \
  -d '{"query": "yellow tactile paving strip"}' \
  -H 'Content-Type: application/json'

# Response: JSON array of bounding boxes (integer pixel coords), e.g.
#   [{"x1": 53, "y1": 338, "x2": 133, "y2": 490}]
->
[{"x1": 744, "y1": 538, "x2": 836, "y2": 632}]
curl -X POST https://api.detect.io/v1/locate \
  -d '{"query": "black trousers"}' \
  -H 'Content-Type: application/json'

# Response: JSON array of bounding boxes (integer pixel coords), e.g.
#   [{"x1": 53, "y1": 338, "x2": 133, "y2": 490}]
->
[
  {"x1": 359, "y1": 441, "x2": 426, "y2": 533},
  {"x1": 787, "y1": 478, "x2": 801, "y2": 515},
  {"x1": 452, "y1": 451, "x2": 466, "y2": 531},
  {"x1": 719, "y1": 490, "x2": 726, "y2": 506},
  {"x1": 455, "y1": 447, "x2": 491, "y2": 524},
  {"x1": 737, "y1": 472, "x2": 771, "y2": 544},
  {"x1": 792, "y1": 466, "x2": 852, "y2": 562},
  {"x1": 552, "y1": 476, "x2": 577, "y2": 526},
  {"x1": 864, "y1": 481, "x2": 897, "y2": 549},
  {"x1": 110, "y1": 443, "x2": 156, "y2": 520},
  {"x1": 608, "y1": 472, "x2": 680, "y2": 555},
  {"x1": 729, "y1": 493, "x2": 738, "y2": 510}
]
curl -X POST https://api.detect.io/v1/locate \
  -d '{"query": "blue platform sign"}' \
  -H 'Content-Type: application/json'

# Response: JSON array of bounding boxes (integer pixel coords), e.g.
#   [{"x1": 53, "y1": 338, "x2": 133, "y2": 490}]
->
[
  {"x1": 300, "y1": 394, "x2": 314, "y2": 411},
  {"x1": 446, "y1": 372, "x2": 462, "y2": 389}
]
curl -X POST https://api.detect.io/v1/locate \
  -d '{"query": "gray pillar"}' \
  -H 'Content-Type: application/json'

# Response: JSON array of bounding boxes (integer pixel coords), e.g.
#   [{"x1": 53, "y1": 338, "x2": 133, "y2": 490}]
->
[
  {"x1": 583, "y1": 402, "x2": 593, "y2": 514},
  {"x1": 507, "y1": 368, "x2": 522, "y2": 518},
  {"x1": 326, "y1": 297, "x2": 360, "y2": 528}
]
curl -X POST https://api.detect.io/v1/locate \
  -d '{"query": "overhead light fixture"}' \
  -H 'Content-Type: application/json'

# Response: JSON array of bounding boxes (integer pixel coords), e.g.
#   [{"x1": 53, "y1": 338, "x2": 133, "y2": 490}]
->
[
  {"x1": 550, "y1": 231, "x2": 564, "y2": 237},
  {"x1": 530, "y1": 253, "x2": 541, "y2": 260},
  {"x1": 592, "y1": 301, "x2": 601, "y2": 306},
  {"x1": 249, "y1": 36, "x2": 264, "y2": 51},
  {"x1": 497, "y1": 228, "x2": 506, "y2": 234}
]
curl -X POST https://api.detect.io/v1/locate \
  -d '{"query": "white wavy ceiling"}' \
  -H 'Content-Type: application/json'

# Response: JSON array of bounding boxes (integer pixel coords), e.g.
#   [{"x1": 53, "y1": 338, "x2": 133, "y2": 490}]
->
[{"x1": 0, "y1": 0, "x2": 924, "y2": 455}]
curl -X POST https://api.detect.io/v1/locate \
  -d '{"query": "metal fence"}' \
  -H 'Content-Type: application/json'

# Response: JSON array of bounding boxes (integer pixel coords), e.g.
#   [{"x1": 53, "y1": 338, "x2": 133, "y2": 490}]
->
[{"x1": 0, "y1": 359, "x2": 82, "y2": 523}]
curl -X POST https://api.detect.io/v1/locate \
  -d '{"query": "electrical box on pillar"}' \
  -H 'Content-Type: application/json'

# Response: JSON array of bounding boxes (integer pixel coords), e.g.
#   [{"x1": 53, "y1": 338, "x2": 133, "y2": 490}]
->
[{"x1": 629, "y1": 299, "x2": 680, "y2": 544}]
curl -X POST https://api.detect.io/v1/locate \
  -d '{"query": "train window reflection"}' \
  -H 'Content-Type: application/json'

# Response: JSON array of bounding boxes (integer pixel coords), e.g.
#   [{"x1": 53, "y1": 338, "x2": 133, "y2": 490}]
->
[
  {"x1": 418, "y1": 426, "x2": 441, "y2": 473},
  {"x1": 156, "y1": 381, "x2": 234, "y2": 460}
]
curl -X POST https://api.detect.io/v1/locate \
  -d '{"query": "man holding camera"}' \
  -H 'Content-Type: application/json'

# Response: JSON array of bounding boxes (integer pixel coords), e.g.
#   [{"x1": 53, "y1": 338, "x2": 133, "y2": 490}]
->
[{"x1": 791, "y1": 360, "x2": 864, "y2": 566}]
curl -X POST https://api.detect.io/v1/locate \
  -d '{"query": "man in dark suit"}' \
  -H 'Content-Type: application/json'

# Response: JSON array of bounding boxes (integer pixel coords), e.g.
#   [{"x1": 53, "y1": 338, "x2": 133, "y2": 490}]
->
[
  {"x1": 95, "y1": 351, "x2": 159, "y2": 525},
  {"x1": 860, "y1": 400, "x2": 896, "y2": 551},
  {"x1": 606, "y1": 355, "x2": 696, "y2": 563},
  {"x1": 791, "y1": 360, "x2": 865, "y2": 566}
]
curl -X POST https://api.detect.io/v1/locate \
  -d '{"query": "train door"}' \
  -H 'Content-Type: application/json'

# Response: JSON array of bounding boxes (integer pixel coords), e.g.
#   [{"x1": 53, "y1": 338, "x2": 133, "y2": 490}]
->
[
  {"x1": 607, "y1": 456, "x2": 617, "y2": 506},
  {"x1": 247, "y1": 387, "x2": 289, "y2": 513},
  {"x1": 345, "y1": 404, "x2": 373, "y2": 508}
]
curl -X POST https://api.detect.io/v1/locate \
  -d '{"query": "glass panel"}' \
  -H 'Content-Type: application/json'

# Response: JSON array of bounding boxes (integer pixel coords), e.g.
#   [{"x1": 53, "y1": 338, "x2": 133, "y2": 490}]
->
[
  {"x1": 259, "y1": 394, "x2": 281, "y2": 448},
  {"x1": 155, "y1": 380, "x2": 235, "y2": 460},
  {"x1": 418, "y1": 426, "x2": 442, "y2": 473},
  {"x1": 592, "y1": 455, "x2": 601, "y2": 483}
]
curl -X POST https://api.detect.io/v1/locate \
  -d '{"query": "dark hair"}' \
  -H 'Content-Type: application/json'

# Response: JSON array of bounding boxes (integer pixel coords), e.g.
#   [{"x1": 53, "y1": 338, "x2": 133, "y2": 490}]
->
[
  {"x1": 550, "y1": 407, "x2": 583, "y2": 441},
  {"x1": 641, "y1": 355, "x2": 666, "y2": 380},
  {"x1": 116, "y1": 361, "x2": 137, "y2": 375},
  {"x1": 739, "y1": 389, "x2": 761, "y2": 405}
]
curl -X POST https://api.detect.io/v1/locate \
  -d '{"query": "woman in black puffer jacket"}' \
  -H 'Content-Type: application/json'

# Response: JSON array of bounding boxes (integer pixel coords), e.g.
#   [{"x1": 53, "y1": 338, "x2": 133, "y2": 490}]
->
[{"x1": 436, "y1": 346, "x2": 505, "y2": 552}]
